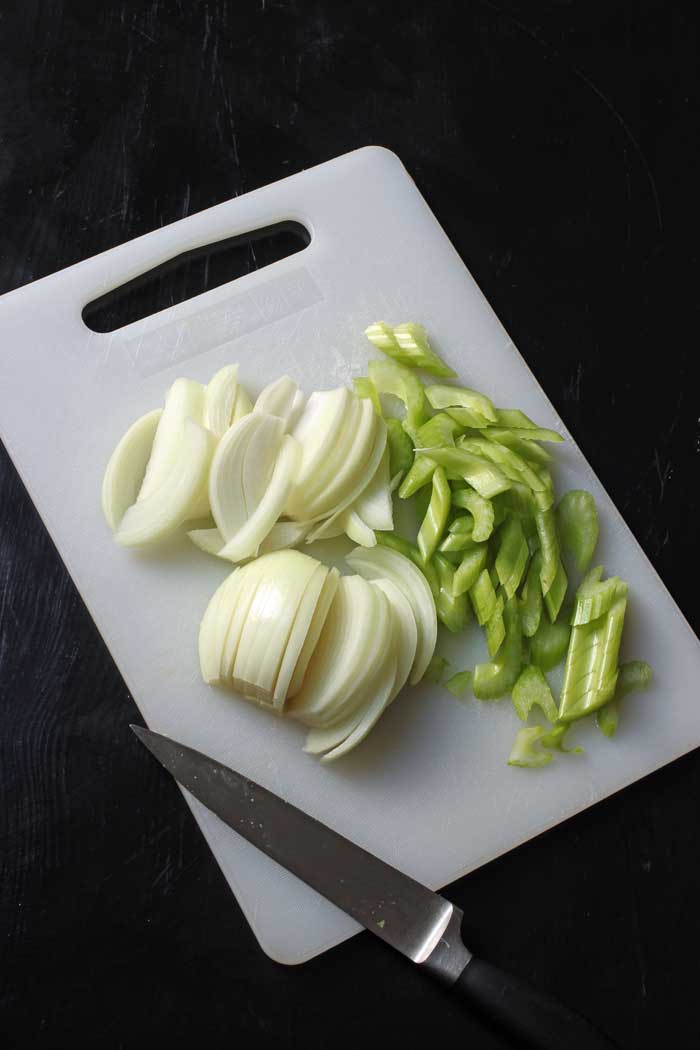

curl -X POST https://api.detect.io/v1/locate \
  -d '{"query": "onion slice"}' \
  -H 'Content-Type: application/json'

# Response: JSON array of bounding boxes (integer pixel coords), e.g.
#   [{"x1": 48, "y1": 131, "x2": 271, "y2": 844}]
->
[
  {"x1": 138, "y1": 378, "x2": 205, "y2": 501},
  {"x1": 203, "y1": 364, "x2": 250, "y2": 439},
  {"x1": 273, "y1": 564, "x2": 338, "y2": 704},
  {"x1": 258, "y1": 520, "x2": 311, "y2": 553},
  {"x1": 372, "y1": 578, "x2": 418, "y2": 701},
  {"x1": 286, "y1": 567, "x2": 340, "y2": 699},
  {"x1": 254, "y1": 375, "x2": 305, "y2": 429},
  {"x1": 102, "y1": 409, "x2": 162, "y2": 530}
]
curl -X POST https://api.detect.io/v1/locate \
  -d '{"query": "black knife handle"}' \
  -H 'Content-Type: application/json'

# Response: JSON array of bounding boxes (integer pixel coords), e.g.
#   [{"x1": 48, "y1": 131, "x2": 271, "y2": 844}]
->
[{"x1": 454, "y1": 956, "x2": 617, "y2": 1050}]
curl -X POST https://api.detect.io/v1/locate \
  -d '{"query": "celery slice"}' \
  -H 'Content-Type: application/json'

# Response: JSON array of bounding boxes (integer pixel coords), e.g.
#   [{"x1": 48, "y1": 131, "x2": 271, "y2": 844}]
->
[
  {"x1": 368, "y1": 358, "x2": 427, "y2": 434},
  {"x1": 376, "y1": 532, "x2": 440, "y2": 602},
  {"x1": 415, "y1": 446, "x2": 511, "y2": 499},
  {"x1": 473, "y1": 598, "x2": 522, "y2": 700},
  {"x1": 556, "y1": 490, "x2": 599, "y2": 573},
  {"x1": 496, "y1": 483, "x2": 536, "y2": 519},
  {"x1": 451, "y1": 488, "x2": 494, "y2": 541},
  {"x1": 398, "y1": 454, "x2": 437, "y2": 498},
  {"x1": 596, "y1": 660, "x2": 653, "y2": 737},
  {"x1": 511, "y1": 664, "x2": 558, "y2": 723},
  {"x1": 418, "y1": 467, "x2": 451, "y2": 561},
  {"x1": 386, "y1": 418, "x2": 414, "y2": 482},
  {"x1": 485, "y1": 594, "x2": 506, "y2": 657},
  {"x1": 530, "y1": 617, "x2": 571, "y2": 672},
  {"x1": 495, "y1": 516, "x2": 530, "y2": 599},
  {"x1": 441, "y1": 549, "x2": 464, "y2": 566},
  {"x1": 452, "y1": 546, "x2": 488, "y2": 597},
  {"x1": 445, "y1": 407, "x2": 492, "y2": 429},
  {"x1": 365, "y1": 321, "x2": 456, "y2": 377},
  {"x1": 540, "y1": 723, "x2": 582, "y2": 753},
  {"x1": 508, "y1": 727, "x2": 552, "y2": 768},
  {"x1": 571, "y1": 568, "x2": 627, "y2": 626},
  {"x1": 469, "y1": 568, "x2": 498, "y2": 625},
  {"x1": 494, "y1": 408, "x2": 538, "y2": 429},
  {"x1": 425, "y1": 384, "x2": 497, "y2": 422},
  {"x1": 433, "y1": 553, "x2": 471, "y2": 632},
  {"x1": 484, "y1": 427, "x2": 552, "y2": 465},
  {"x1": 415, "y1": 412, "x2": 463, "y2": 448},
  {"x1": 459, "y1": 436, "x2": 545, "y2": 493},
  {"x1": 353, "y1": 376, "x2": 382, "y2": 416},
  {"x1": 519, "y1": 554, "x2": 543, "y2": 638},
  {"x1": 445, "y1": 670, "x2": 472, "y2": 698},
  {"x1": 559, "y1": 593, "x2": 627, "y2": 722},
  {"x1": 424, "y1": 654, "x2": 450, "y2": 684},
  {"x1": 534, "y1": 509, "x2": 559, "y2": 595},
  {"x1": 438, "y1": 529, "x2": 479, "y2": 554},
  {"x1": 543, "y1": 557, "x2": 568, "y2": 622}
]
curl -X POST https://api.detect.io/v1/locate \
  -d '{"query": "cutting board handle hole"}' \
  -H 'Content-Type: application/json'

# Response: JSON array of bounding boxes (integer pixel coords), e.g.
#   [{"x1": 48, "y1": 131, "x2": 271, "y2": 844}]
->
[{"x1": 81, "y1": 221, "x2": 310, "y2": 333}]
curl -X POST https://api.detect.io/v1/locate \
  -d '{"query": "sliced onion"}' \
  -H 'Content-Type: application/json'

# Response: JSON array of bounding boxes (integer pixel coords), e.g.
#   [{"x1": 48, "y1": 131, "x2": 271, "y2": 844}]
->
[
  {"x1": 220, "y1": 563, "x2": 266, "y2": 682},
  {"x1": 204, "y1": 364, "x2": 244, "y2": 439},
  {"x1": 258, "y1": 520, "x2": 311, "y2": 553},
  {"x1": 302, "y1": 398, "x2": 376, "y2": 519},
  {"x1": 298, "y1": 397, "x2": 362, "y2": 510},
  {"x1": 254, "y1": 375, "x2": 305, "y2": 429},
  {"x1": 115, "y1": 419, "x2": 214, "y2": 547},
  {"x1": 138, "y1": 378, "x2": 205, "y2": 501},
  {"x1": 102, "y1": 409, "x2": 162, "y2": 530},
  {"x1": 287, "y1": 567, "x2": 340, "y2": 699},
  {"x1": 352, "y1": 447, "x2": 393, "y2": 531},
  {"x1": 286, "y1": 388, "x2": 351, "y2": 514},
  {"x1": 345, "y1": 545, "x2": 437, "y2": 684},
  {"x1": 198, "y1": 569, "x2": 243, "y2": 684},
  {"x1": 371, "y1": 578, "x2": 418, "y2": 701},
  {"x1": 188, "y1": 526, "x2": 225, "y2": 556},
  {"x1": 319, "y1": 643, "x2": 398, "y2": 763},
  {"x1": 242, "y1": 414, "x2": 286, "y2": 515},
  {"x1": 273, "y1": 564, "x2": 337, "y2": 704},
  {"x1": 208, "y1": 414, "x2": 259, "y2": 536},
  {"x1": 341, "y1": 509, "x2": 377, "y2": 547}
]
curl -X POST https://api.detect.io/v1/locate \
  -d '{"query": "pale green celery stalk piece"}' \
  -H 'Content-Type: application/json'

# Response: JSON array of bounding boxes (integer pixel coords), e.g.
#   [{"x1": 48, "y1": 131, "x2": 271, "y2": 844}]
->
[
  {"x1": 496, "y1": 483, "x2": 536, "y2": 519},
  {"x1": 469, "y1": 568, "x2": 498, "y2": 625},
  {"x1": 452, "y1": 546, "x2": 488, "y2": 597},
  {"x1": 368, "y1": 358, "x2": 427, "y2": 434},
  {"x1": 511, "y1": 664, "x2": 559, "y2": 722},
  {"x1": 418, "y1": 467, "x2": 451, "y2": 560},
  {"x1": 413, "y1": 483, "x2": 432, "y2": 529},
  {"x1": 459, "y1": 436, "x2": 545, "y2": 494},
  {"x1": 433, "y1": 553, "x2": 471, "y2": 632},
  {"x1": 559, "y1": 593, "x2": 627, "y2": 722},
  {"x1": 446, "y1": 406, "x2": 492, "y2": 428},
  {"x1": 451, "y1": 487, "x2": 494, "y2": 541},
  {"x1": 519, "y1": 553, "x2": 543, "y2": 638},
  {"x1": 495, "y1": 516, "x2": 530, "y2": 599},
  {"x1": 530, "y1": 616, "x2": 571, "y2": 672},
  {"x1": 523, "y1": 515, "x2": 540, "y2": 555},
  {"x1": 534, "y1": 509, "x2": 559, "y2": 595},
  {"x1": 483, "y1": 427, "x2": 552, "y2": 465},
  {"x1": 353, "y1": 376, "x2": 382, "y2": 415},
  {"x1": 540, "y1": 723, "x2": 582, "y2": 753},
  {"x1": 532, "y1": 467, "x2": 555, "y2": 512},
  {"x1": 543, "y1": 557, "x2": 568, "y2": 622},
  {"x1": 386, "y1": 418, "x2": 414, "y2": 480},
  {"x1": 399, "y1": 454, "x2": 437, "y2": 498},
  {"x1": 425, "y1": 384, "x2": 497, "y2": 422},
  {"x1": 376, "y1": 532, "x2": 440, "y2": 602},
  {"x1": 416, "y1": 446, "x2": 511, "y2": 499},
  {"x1": 415, "y1": 412, "x2": 463, "y2": 447},
  {"x1": 494, "y1": 408, "x2": 538, "y2": 429},
  {"x1": 445, "y1": 670, "x2": 472, "y2": 698},
  {"x1": 485, "y1": 594, "x2": 506, "y2": 658},
  {"x1": 489, "y1": 563, "x2": 500, "y2": 589},
  {"x1": 508, "y1": 727, "x2": 552, "y2": 768},
  {"x1": 571, "y1": 568, "x2": 626, "y2": 626},
  {"x1": 473, "y1": 598, "x2": 523, "y2": 700},
  {"x1": 424, "y1": 654, "x2": 450, "y2": 684},
  {"x1": 596, "y1": 660, "x2": 653, "y2": 737},
  {"x1": 365, "y1": 321, "x2": 456, "y2": 377},
  {"x1": 448, "y1": 515, "x2": 476, "y2": 534},
  {"x1": 441, "y1": 549, "x2": 464, "y2": 566},
  {"x1": 556, "y1": 490, "x2": 599, "y2": 573},
  {"x1": 438, "y1": 530, "x2": 479, "y2": 553}
]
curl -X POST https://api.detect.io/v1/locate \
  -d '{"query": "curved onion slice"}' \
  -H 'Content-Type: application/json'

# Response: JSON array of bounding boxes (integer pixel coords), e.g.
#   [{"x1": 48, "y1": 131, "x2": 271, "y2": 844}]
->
[
  {"x1": 208, "y1": 413, "x2": 281, "y2": 540},
  {"x1": 204, "y1": 365, "x2": 244, "y2": 439},
  {"x1": 198, "y1": 568, "x2": 243, "y2": 684},
  {"x1": 372, "y1": 578, "x2": 418, "y2": 701},
  {"x1": 114, "y1": 419, "x2": 214, "y2": 547},
  {"x1": 254, "y1": 376, "x2": 305, "y2": 429},
  {"x1": 341, "y1": 509, "x2": 376, "y2": 547},
  {"x1": 303, "y1": 399, "x2": 376, "y2": 518},
  {"x1": 287, "y1": 567, "x2": 340, "y2": 699},
  {"x1": 138, "y1": 378, "x2": 205, "y2": 501},
  {"x1": 273, "y1": 564, "x2": 337, "y2": 704},
  {"x1": 346, "y1": 545, "x2": 437, "y2": 684},
  {"x1": 286, "y1": 388, "x2": 351, "y2": 513},
  {"x1": 352, "y1": 447, "x2": 393, "y2": 531},
  {"x1": 188, "y1": 526, "x2": 225, "y2": 555},
  {"x1": 299, "y1": 397, "x2": 362, "y2": 509},
  {"x1": 258, "y1": 520, "x2": 311, "y2": 553},
  {"x1": 320, "y1": 641, "x2": 398, "y2": 763},
  {"x1": 102, "y1": 409, "x2": 162, "y2": 530},
  {"x1": 242, "y1": 414, "x2": 286, "y2": 514},
  {"x1": 220, "y1": 563, "x2": 266, "y2": 682}
]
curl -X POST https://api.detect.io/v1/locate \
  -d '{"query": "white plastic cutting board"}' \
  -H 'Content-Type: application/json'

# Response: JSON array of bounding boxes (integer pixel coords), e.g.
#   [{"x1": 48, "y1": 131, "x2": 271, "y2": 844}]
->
[{"x1": 1, "y1": 147, "x2": 699, "y2": 964}]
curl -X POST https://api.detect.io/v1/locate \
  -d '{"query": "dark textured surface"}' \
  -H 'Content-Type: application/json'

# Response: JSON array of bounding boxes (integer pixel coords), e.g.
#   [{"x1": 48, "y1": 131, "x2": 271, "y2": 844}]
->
[{"x1": 0, "y1": 2, "x2": 697, "y2": 1047}]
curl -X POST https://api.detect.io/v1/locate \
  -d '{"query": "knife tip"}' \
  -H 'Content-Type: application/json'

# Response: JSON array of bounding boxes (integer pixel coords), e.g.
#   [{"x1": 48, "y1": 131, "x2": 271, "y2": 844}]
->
[{"x1": 129, "y1": 723, "x2": 147, "y2": 740}]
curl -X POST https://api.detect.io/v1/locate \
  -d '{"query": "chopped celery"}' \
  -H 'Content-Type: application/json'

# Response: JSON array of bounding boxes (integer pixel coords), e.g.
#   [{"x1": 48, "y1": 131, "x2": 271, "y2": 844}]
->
[
  {"x1": 508, "y1": 727, "x2": 552, "y2": 768},
  {"x1": 365, "y1": 321, "x2": 456, "y2": 377},
  {"x1": 438, "y1": 516, "x2": 476, "y2": 553},
  {"x1": 485, "y1": 594, "x2": 506, "y2": 657},
  {"x1": 473, "y1": 598, "x2": 522, "y2": 700},
  {"x1": 399, "y1": 454, "x2": 436, "y2": 498},
  {"x1": 543, "y1": 557, "x2": 568, "y2": 622},
  {"x1": 559, "y1": 593, "x2": 628, "y2": 722},
  {"x1": 519, "y1": 554, "x2": 543, "y2": 638},
  {"x1": 452, "y1": 546, "x2": 488, "y2": 597},
  {"x1": 440, "y1": 549, "x2": 464, "y2": 566},
  {"x1": 495, "y1": 516, "x2": 530, "y2": 599},
  {"x1": 451, "y1": 487, "x2": 494, "y2": 541},
  {"x1": 376, "y1": 533, "x2": 440, "y2": 601},
  {"x1": 445, "y1": 670, "x2": 472, "y2": 698},
  {"x1": 424, "y1": 653, "x2": 450, "y2": 684},
  {"x1": 415, "y1": 446, "x2": 511, "y2": 499},
  {"x1": 494, "y1": 408, "x2": 538, "y2": 429},
  {"x1": 459, "y1": 436, "x2": 545, "y2": 494},
  {"x1": 415, "y1": 412, "x2": 463, "y2": 448},
  {"x1": 496, "y1": 483, "x2": 536, "y2": 519},
  {"x1": 446, "y1": 406, "x2": 492, "y2": 429},
  {"x1": 530, "y1": 617, "x2": 571, "y2": 672},
  {"x1": 425, "y1": 384, "x2": 497, "y2": 423},
  {"x1": 448, "y1": 515, "x2": 476, "y2": 534},
  {"x1": 469, "y1": 568, "x2": 498, "y2": 625},
  {"x1": 368, "y1": 358, "x2": 427, "y2": 434},
  {"x1": 353, "y1": 376, "x2": 382, "y2": 415},
  {"x1": 489, "y1": 563, "x2": 500, "y2": 590},
  {"x1": 484, "y1": 427, "x2": 552, "y2": 465},
  {"x1": 413, "y1": 482, "x2": 432, "y2": 527},
  {"x1": 433, "y1": 553, "x2": 471, "y2": 632},
  {"x1": 386, "y1": 417, "x2": 414, "y2": 481},
  {"x1": 571, "y1": 567, "x2": 626, "y2": 626},
  {"x1": 540, "y1": 723, "x2": 582, "y2": 753},
  {"x1": 534, "y1": 509, "x2": 559, "y2": 596},
  {"x1": 511, "y1": 664, "x2": 558, "y2": 723},
  {"x1": 418, "y1": 467, "x2": 451, "y2": 560},
  {"x1": 595, "y1": 701, "x2": 618, "y2": 738},
  {"x1": 556, "y1": 490, "x2": 599, "y2": 573},
  {"x1": 596, "y1": 660, "x2": 653, "y2": 737}
]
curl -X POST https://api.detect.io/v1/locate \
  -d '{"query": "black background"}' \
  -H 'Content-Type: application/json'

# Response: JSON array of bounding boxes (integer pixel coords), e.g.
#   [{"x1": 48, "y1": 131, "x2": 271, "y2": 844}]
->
[{"x1": 1, "y1": 2, "x2": 698, "y2": 1048}]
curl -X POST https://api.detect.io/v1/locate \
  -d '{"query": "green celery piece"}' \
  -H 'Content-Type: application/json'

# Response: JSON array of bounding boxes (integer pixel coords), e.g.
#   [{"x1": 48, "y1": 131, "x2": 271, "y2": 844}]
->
[
  {"x1": 376, "y1": 533, "x2": 440, "y2": 601},
  {"x1": 386, "y1": 418, "x2": 414, "y2": 480},
  {"x1": 544, "y1": 557, "x2": 568, "y2": 623},
  {"x1": 413, "y1": 482, "x2": 432, "y2": 527},
  {"x1": 416, "y1": 446, "x2": 511, "y2": 499},
  {"x1": 459, "y1": 436, "x2": 545, "y2": 494},
  {"x1": 507, "y1": 727, "x2": 552, "y2": 768},
  {"x1": 495, "y1": 516, "x2": 530, "y2": 599},
  {"x1": 530, "y1": 616, "x2": 571, "y2": 672},
  {"x1": 519, "y1": 554, "x2": 543, "y2": 638},
  {"x1": 473, "y1": 598, "x2": 523, "y2": 700},
  {"x1": 489, "y1": 563, "x2": 500, "y2": 589},
  {"x1": 424, "y1": 654, "x2": 451, "y2": 684},
  {"x1": 368, "y1": 358, "x2": 427, "y2": 434},
  {"x1": 534, "y1": 509, "x2": 559, "y2": 596},
  {"x1": 439, "y1": 532, "x2": 479, "y2": 553},
  {"x1": 540, "y1": 723, "x2": 582, "y2": 753},
  {"x1": 451, "y1": 488, "x2": 494, "y2": 541},
  {"x1": 415, "y1": 412, "x2": 463, "y2": 448},
  {"x1": 559, "y1": 593, "x2": 628, "y2": 722},
  {"x1": 470, "y1": 568, "x2": 498, "y2": 625},
  {"x1": 452, "y1": 546, "x2": 488, "y2": 597},
  {"x1": 441, "y1": 549, "x2": 464, "y2": 566},
  {"x1": 483, "y1": 427, "x2": 552, "y2": 465},
  {"x1": 353, "y1": 376, "x2": 382, "y2": 415},
  {"x1": 523, "y1": 515, "x2": 540, "y2": 555},
  {"x1": 418, "y1": 467, "x2": 451, "y2": 561},
  {"x1": 494, "y1": 408, "x2": 538, "y2": 429},
  {"x1": 556, "y1": 490, "x2": 599, "y2": 573},
  {"x1": 446, "y1": 406, "x2": 492, "y2": 429},
  {"x1": 445, "y1": 670, "x2": 472, "y2": 698},
  {"x1": 433, "y1": 553, "x2": 471, "y2": 632},
  {"x1": 449, "y1": 515, "x2": 476, "y2": 534},
  {"x1": 485, "y1": 594, "x2": 506, "y2": 658},
  {"x1": 496, "y1": 483, "x2": 536, "y2": 519},
  {"x1": 398, "y1": 455, "x2": 436, "y2": 498},
  {"x1": 571, "y1": 567, "x2": 626, "y2": 626},
  {"x1": 365, "y1": 321, "x2": 456, "y2": 378},
  {"x1": 596, "y1": 660, "x2": 653, "y2": 737},
  {"x1": 511, "y1": 664, "x2": 559, "y2": 723},
  {"x1": 425, "y1": 384, "x2": 497, "y2": 423}
]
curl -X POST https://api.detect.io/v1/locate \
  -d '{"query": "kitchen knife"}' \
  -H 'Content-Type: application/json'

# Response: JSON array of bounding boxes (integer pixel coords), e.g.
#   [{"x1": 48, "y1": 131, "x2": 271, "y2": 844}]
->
[{"x1": 131, "y1": 725, "x2": 615, "y2": 1049}]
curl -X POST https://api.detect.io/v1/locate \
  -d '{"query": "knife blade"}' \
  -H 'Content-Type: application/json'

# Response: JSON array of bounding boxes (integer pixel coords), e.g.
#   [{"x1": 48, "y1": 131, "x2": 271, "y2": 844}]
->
[{"x1": 131, "y1": 725, "x2": 614, "y2": 1050}]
